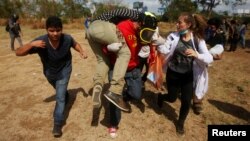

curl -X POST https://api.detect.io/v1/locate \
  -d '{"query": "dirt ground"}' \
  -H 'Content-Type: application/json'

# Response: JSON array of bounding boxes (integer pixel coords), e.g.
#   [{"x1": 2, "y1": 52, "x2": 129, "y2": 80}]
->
[{"x1": 0, "y1": 26, "x2": 249, "y2": 141}]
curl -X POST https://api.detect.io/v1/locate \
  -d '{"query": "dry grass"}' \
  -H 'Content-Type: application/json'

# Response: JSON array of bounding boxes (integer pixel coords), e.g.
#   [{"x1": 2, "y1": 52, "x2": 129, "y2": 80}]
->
[{"x1": 0, "y1": 18, "x2": 86, "y2": 30}]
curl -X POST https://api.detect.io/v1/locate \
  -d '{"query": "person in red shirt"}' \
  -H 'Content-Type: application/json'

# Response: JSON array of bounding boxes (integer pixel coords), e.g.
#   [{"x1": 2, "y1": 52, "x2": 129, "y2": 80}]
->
[
  {"x1": 87, "y1": 9, "x2": 157, "y2": 112},
  {"x1": 105, "y1": 15, "x2": 157, "y2": 138}
]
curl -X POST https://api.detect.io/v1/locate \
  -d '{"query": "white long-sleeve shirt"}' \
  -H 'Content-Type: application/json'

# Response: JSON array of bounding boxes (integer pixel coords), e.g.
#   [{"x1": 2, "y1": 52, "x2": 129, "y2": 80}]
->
[{"x1": 158, "y1": 32, "x2": 213, "y2": 99}]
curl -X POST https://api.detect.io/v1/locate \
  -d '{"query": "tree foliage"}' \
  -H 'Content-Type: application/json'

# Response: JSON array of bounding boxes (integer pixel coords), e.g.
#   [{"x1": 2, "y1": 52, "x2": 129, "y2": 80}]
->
[
  {"x1": 162, "y1": 0, "x2": 197, "y2": 22},
  {"x1": 0, "y1": 0, "x2": 23, "y2": 18},
  {"x1": 159, "y1": 0, "x2": 247, "y2": 20},
  {"x1": 0, "y1": 0, "x2": 90, "y2": 19},
  {"x1": 194, "y1": 0, "x2": 247, "y2": 17},
  {"x1": 92, "y1": 0, "x2": 125, "y2": 18}
]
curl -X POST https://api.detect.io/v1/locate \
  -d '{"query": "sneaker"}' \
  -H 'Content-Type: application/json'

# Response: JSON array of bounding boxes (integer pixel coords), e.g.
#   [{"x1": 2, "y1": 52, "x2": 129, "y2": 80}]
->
[
  {"x1": 108, "y1": 127, "x2": 118, "y2": 138},
  {"x1": 52, "y1": 124, "x2": 62, "y2": 137},
  {"x1": 157, "y1": 93, "x2": 164, "y2": 108},
  {"x1": 104, "y1": 91, "x2": 129, "y2": 112},
  {"x1": 176, "y1": 122, "x2": 184, "y2": 135},
  {"x1": 92, "y1": 83, "x2": 102, "y2": 108}
]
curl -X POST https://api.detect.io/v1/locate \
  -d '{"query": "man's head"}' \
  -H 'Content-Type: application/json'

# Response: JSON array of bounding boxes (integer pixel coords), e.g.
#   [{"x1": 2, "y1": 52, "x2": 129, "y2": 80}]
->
[
  {"x1": 12, "y1": 14, "x2": 19, "y2": 21},
  {"x1": 46, "y1": 16, "x2": 63, "y2": 42},
  {"x1": 138, "y1": 12, "x2": 158, "y2": 44},
  {"x1": 207, "y1": 17, "x2": 221, "y2": 31},
  {"x1": 46, "y1": 16, "x2": 63, "y2": 29},
  {"x1": 139, "y1": 12, "x2": 158, "y2": 29}
]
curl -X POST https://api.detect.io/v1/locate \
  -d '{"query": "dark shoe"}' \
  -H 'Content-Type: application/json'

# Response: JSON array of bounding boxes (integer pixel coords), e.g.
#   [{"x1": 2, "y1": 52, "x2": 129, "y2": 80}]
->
[
  {"x1": 193, "y1": 103, "x2": 203, "y2": 115},
  {"x1": 123, "y1": 93, "x2": 132, "y2": 102},
  {"x1": 92, "y1": 83, "x2": 102, "y2": 108},
  {"x1": 52, "y1": 124, "x2": 62, "y2": 137},
  {"x1": 104, "y1": 91, "x2": 129, "y2": 112},
  {"x1": 176, "y1": 121, "x2": 184, "y2": 135},
  {"x1": 157, "y1": 93, "x2": 164, "y2": 108}
]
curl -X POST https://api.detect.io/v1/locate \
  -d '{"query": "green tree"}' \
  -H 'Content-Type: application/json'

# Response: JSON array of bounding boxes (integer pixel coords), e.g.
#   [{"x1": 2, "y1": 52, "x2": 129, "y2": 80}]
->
[
  {"x1": 194, "y1": 0, "x2": 221, "y2": 17},
  {"x1": 0, "y1": 0, "x2": 12, "y2": 18},
  {"x1": 194, "y1": 0, "x2": 247, "y2": 17},
  {"x1": 0, "y1": 0, "x2": 23, "y2": 18},
  {"x1": 35, "y1": 0, "x2": 63, "y2": 19},
  {"x1": 63, "y1": 0, "x2": 89, "y2": 21},
  {"x1": 93, "y1": 1, "x2": 125, "y2": 18},
  {"x1": 165, "y1": 0, "x2": 197, "y2": 22}
]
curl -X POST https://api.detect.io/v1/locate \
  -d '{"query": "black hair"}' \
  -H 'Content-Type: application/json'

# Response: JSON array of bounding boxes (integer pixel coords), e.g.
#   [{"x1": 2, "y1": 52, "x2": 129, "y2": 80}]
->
[
  {"x1": 11, "y1": 14, "x2": 19, "y2": 22},
  {"x1": 207, "y1": 17, "x2": 222, "y2": 29},
  {"x1": 46, "y1": 16, "x2": 62, "y2": 29}
]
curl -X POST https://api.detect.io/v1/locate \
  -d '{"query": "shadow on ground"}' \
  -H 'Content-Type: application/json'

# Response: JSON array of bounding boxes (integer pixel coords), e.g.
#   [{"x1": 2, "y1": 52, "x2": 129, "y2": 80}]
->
[{"x1": 208, "y1": 99, "x2": 250, "y2": 122}]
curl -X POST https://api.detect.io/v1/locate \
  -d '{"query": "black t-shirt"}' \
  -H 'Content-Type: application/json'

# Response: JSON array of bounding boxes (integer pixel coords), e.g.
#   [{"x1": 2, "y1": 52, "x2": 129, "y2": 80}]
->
[
  {"x1": 29, "y1": 34, "x2": 75, "y2": 78},
  {"x1": 168, "y1": 39, "x2": 194, "y2": 74},
  {"x1": 207, "y1": 32, "x2": 224, "y2": 47}
]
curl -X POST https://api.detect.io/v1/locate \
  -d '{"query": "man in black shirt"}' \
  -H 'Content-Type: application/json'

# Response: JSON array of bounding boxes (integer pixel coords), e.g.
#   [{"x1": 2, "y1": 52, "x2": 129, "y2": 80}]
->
[
  {"x1": 7, "y1": 14, "x2": 23, "y2": 51},
  {"x1": 206, "y1": 17, "x2": 224, "y2": 60},
  {"x1": 16, "y1": 16, "x2": 88, "y2": 137}
]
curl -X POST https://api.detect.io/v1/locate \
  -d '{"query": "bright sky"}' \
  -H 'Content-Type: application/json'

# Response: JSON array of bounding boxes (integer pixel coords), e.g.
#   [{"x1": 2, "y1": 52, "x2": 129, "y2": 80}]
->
[
  {"x1": 92, "y1": 0, "x2": 250, "y2": 15},
  {"x1": 92, "y1": 0, "x2": 162, "y2": 14},
  {"x1": 215, "y1": 1, "x2": 250, "y2": 14},
  {"x1": 121, "y1": 0, "x2": 162, "y2": 14}
]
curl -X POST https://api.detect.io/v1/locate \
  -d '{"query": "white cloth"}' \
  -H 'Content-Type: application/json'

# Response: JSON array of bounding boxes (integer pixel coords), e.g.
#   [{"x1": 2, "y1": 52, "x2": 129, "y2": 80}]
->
[
  {"x1": 107, "y1": 43, "x2": 122, "y2": 52},
  {"x1": 157, "y1": 32, "x2": 214, "y2": 99},
  {"x1": 151, "y1": 27, "x2": 165, "y2": 46},
  {"x1": 209, "y1": 44, "x2": 224, "y2": 56},
  {"x1": 138, "y1": 45, "x2": 150, "y2": 58}
]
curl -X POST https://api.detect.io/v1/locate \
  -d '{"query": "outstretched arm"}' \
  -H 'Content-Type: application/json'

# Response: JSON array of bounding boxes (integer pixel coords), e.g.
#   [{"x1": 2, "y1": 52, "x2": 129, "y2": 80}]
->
[
  {"x1": 16, "y1": 40, "x2": 45, "y2": 56},
  {"x1": 73, "y1": 42, "x2": 88, "y2": 59}
]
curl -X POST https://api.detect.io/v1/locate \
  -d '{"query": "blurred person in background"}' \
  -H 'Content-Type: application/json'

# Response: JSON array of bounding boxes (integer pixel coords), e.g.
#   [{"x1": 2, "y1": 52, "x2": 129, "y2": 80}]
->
[
  {"x1": 7, "y1": 14, "x2": 23, "y2": 51},
  {"x1": 239, "y1": 21, "x2": 247, "y2": 49},
  {"x1": 206, "y1": 17, "x2": 224, "y2": 60},
  {"x1": 228, "y1": 20, "x2": 240, "y2": 52}
]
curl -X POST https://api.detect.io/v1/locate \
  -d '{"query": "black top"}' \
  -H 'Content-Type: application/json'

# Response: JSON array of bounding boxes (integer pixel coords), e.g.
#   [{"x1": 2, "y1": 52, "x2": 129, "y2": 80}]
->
[
  {"x1": 29, "y1": 34, "x2": 75, "y2": 78},
  {"x1": 168, "y1": 39, "x2": 194, "y2": 74},
  {"x1": 206, "y1": 32, "x2": 224, "y2": 47},
  {"x1": 8, "y1": 18, "x2": 21, "y2": 36}
]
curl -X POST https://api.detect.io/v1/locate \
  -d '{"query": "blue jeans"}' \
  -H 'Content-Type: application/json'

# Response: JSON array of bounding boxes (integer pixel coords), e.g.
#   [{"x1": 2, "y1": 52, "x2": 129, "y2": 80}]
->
[
  {"x1": 108, "y1": 68, "x2": 142, "y2": 127},
  {"x1": 46, "y1": 66, "x2": 72, "y2": 125}
]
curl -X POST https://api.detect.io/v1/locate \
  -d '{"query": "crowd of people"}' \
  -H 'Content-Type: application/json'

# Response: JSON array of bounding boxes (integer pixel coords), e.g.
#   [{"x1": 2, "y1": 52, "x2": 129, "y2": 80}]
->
[
  {"x1": 8, "y1": 7, "x2": 247, "y2": 138},
  {"x1": 205, "y1": 17, "x2": 248, "y2": 54}
]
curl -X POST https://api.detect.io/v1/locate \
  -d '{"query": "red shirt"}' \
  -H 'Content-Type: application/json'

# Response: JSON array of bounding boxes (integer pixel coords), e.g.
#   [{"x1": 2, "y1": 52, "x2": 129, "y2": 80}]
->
[{"x1": 104, "y1": 19, "x2": 141, "y2": 71}]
